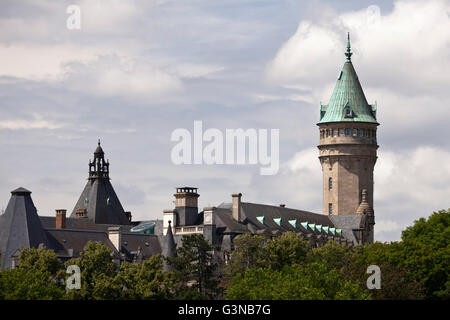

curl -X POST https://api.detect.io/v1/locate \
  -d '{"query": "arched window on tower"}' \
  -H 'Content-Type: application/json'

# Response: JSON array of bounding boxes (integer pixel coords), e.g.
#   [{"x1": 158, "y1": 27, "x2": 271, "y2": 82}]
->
[
  {"x1": 328, "y1": 203, "x2": 333, "y2": 215},
  {"x1": 328, "y1": 177, "x2": 333, "y2": 190}
]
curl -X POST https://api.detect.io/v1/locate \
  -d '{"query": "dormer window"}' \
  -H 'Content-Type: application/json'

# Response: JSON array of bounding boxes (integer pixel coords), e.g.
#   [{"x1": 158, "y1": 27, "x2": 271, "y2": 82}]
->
[{"x1": 344, "y1": 102, "x2": 352, "y2": 118}]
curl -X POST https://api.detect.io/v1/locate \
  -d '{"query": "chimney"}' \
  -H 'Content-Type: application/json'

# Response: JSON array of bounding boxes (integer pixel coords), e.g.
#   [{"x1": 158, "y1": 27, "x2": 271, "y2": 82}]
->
[
  {"x1": 55, "y1": 209, "x2": 66, "y2": 229},
  {"x1": 232, "y1": 193, "x2": 242, "y2": 222},
  {"x1": 279, "y1": 204, "x2": 286, "y2": 208},
  {"x1": 203, "y1": 206, "x2": 216, "y2": 245},
  {"x1": 125, "y1": 211, "x2": 132, "y2": 222},
  {"x1": 75, "y1": 208, "x2": 87, "y2": 219},
  {"x1": 174, "y1": 187, "x2": 199, "y2": 226},
  {"x1": 107, "y1": 226, "x2": 122, "y2": 252}
]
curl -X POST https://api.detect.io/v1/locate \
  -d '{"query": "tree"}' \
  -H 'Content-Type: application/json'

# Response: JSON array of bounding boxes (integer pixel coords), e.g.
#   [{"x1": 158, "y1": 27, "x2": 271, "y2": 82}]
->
[
  {"x1": 226, "y1": 263, "x2": 369, "y2": 300},
  {"x1": 265, "y1": 232, "x2": 310, "y2": 270},
  {"x1": 64, "y1": 241, "x2": 118, "y2": 300},
  {"x1": 229, "y1": 233, "x2": 268, "y2": 275},
  {"x1": 400, "y1": 209, "x2": 450, "y2": 299},
  {"x1": 168, "y1": 234, "x2": 219, "y2": 299},
  {"x1": 115, "y1": 255, "x2": 175, "y2": 299},
  {"x1": 0, "y1": 247, "x2": 65, "y2": 300}
]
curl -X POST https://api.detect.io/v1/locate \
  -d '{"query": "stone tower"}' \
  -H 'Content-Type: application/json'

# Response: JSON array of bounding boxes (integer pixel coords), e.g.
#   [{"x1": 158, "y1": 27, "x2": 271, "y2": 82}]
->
[{"x1": 317, "y1": 34, "x2": 378, "y2": 227}]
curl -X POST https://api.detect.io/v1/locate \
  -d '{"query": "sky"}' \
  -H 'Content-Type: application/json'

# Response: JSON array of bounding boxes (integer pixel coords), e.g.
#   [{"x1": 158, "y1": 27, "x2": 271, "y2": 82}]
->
[{"x1": 0, "y1": 0, "x2": 449, "y2": 242}]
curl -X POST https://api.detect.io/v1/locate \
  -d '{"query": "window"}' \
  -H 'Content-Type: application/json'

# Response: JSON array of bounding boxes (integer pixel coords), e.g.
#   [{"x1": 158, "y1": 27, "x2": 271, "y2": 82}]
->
[
  {"x1": 328, "y1": 203, "x2": 333, "y2": 215},
  {"x1": 365, "y1": 130, "x2": 369, "y2": 137},
  {"x1": 353, "y1": 129, "x2": 358, "y2": 137},
  {"x1": 360, "y1": 129, "x2": 364, "y2": 137},
  {"x1": 333, "y1": 129, "x2": 338, "y2": 137},
  {"x1": 328, "y1": 177, "x2": 333, "y2": 190},
  {"x1": 345, "y1": 128, "x2": 351, "y2": 136},
  {"x1": 344, "y1": 106, "x2": 352, "y2": 117},
  {"x1": 339, "y1": 129, "x2": 344, "y2": 136}
]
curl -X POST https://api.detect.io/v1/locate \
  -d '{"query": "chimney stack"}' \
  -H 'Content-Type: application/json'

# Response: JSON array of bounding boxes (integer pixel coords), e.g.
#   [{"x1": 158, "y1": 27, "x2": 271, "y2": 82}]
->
[
  {"x1": 125, "y1": 211, "x2": 132, "y2": 222},
  {"x1": 174, "y1": 187, "x2": 199, "y2": 226},
  {"x1": 203, "y1": 206, "x2": 216, "y2": 245},
  {"x1": 232, "y1": 193, "x2": 242, "y2": 222},
  {"x1": 279, "y1": 204, "x2": 285, "y2": 208},
  {"x1": 55, "y1": 209, "x2": 66, "y2": 229},
  {"x1": 107, "y1": 226, "x2": 122, "y2": 252}
]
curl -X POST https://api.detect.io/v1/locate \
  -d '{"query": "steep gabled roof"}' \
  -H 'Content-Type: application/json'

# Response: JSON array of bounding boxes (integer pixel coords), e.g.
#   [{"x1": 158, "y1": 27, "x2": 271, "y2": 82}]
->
[{"x1": 0, "y1": 188, "x2": 52, "y2": 269}]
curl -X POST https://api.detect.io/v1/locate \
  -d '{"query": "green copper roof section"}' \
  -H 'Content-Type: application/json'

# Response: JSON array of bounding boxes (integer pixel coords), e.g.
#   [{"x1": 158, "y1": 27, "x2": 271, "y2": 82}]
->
[
  {"x1": 330, "y1": 227, "x2": 336, "y2": 235},
  {"x1": 257, "y1": 216, "x2": 265, "y2": 224},
  {"x1": 308, "y1": 223, "x2": 316, "y2": 232},
  {"x1": 323, "y1": 226, "x2": 329, "y2": 234},
  {"x1": 288, "y1": 219, "x2": 297, "y2": 228},
  {"x1": 336, "y1": 228, "x2": 342, "y2": 236},
  {"x1": 301, "y1": 221, "x2": 308, "y2": 229},
  {"x1": 274, "y1": 217, "x2": 282, "y2": 226},
  {"x1": 319, "y1": 34, "x2": 378, "y2": 124}
]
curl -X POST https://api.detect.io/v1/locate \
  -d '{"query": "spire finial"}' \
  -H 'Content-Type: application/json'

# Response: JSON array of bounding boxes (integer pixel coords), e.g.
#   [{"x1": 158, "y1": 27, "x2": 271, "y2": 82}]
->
[
  {"x1": 345, "y1": 32, "x2": 353, "y2": 62},
  {"x1": 98, "y1": 139, "x2": 101, "y2": 146}
]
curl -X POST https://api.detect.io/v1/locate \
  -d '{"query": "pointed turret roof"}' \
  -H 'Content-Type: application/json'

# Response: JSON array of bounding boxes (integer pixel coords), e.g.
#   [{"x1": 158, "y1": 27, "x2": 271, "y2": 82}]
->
[
  {"x1": 161, "y1": 221, "x2": 177, "y2": 271},
  {"x1": 0, "y1": 188, "x2": 51, "y2": 269},
  {"x1": 70, "y1": 141, "x2": 130, "y2": 225},
  {"x1": 319, "y1": 33, "x2": 378, "y2": 124}
]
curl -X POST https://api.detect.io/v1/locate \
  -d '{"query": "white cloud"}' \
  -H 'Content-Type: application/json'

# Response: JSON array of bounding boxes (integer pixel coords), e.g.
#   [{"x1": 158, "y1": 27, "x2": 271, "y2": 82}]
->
[
  {"x1": 266, "y1": 0, "x2": 450, "y2": 97},
  {"x1": 375, "y1": 220, "x2": 401, "y2": 233},
  {"x1": 0, "y1": 117, "x2": 64, "y2": 130},
  {"x1": 0, "y1": 44, "x2": 99, "y2": 81},
  {"x1": 63, "y1": 55, "x2": 183, "y2": 99}
]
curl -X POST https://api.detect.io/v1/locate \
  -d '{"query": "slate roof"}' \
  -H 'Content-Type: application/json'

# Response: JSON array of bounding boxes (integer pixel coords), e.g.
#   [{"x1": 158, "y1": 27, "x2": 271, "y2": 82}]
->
[
  {"x1": 319, "y1": 38, "x2": 377, "y2": 124},
  {"x1": 329, "y1": 215, "x2": 362, "y2": 244},
  {"x1": 70, "y1": 178, "x2": 130, "y2": 225},
  {"x1": 45, "y1": 229, "x2": 119, "y2": 259},
  {"x1": 0, "y1": 188, "x2": 55, "y2": 269},
  {"x1": 121, "y1": 233, "x2": 161, "y2": 261},
  {"x1": 40, "y1": 216, "x2": 135, "y2": 232},
  {"x1": 241, "y1": 202, "x2": 335, "y2": 232}
]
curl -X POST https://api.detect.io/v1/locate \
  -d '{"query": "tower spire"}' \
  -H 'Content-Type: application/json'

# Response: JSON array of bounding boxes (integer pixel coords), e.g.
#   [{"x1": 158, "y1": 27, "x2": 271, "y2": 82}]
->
[{"x1": 345, "y1": 32, "x2": 352, "y2": 62}]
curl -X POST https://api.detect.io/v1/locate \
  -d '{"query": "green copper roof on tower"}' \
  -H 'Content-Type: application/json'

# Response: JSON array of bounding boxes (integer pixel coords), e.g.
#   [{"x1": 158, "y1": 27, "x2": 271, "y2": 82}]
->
[{"x1": 319, "y1": 34, "x2": 378, "y2": 124}]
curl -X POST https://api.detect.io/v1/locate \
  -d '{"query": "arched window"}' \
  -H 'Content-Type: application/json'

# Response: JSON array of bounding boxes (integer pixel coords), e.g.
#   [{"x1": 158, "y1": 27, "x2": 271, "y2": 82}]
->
[
  {"x1": 360, "y1": 129, "x2": 364, "y2": 137},
  {"x1": 353, "y1": 129, "x2": 358, "y2": 137},
  {"x1": 339, "y1": 129, "x2": 344, "y2": 136},
  {"x1": 328, "y1": 203, "x2": 333, "y2": 215},
  {"x1": 333, "y1": 129, "x2": 338, "y2": 137},
  {"x1": 328, "y1": 177, "x2": 333, "y2": 190},
  {"x1": 345, "y1": 128, "x2": 351, "y2": 136}
]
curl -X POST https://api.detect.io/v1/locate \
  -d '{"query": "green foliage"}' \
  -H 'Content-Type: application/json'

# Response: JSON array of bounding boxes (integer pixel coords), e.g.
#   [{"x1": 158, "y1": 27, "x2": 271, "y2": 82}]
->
[
  {"x1": 115, "y1": 255, "x2": 175, "y2": 299},
  {"x1": 0, "y1": 247, "x2": 65, "y2": 299},
  {"x1": 265, "y1": 232, "x2": 309, "y2": 270},
  {"x1": 226, "y1": 263, "x2": 369, "y2": 300},
  {"x1": 229, "y1": 233, "x2": 268, "y2": 274},
  {"x1": 169, "y1": 234, "x2": 220, "y2": 299},
  {"x1": 64, "y1": 241, "x2": 118, "y2": 299},
  {"x1": 399, "y1": 209, "x2": 450, "y2": 299}
]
